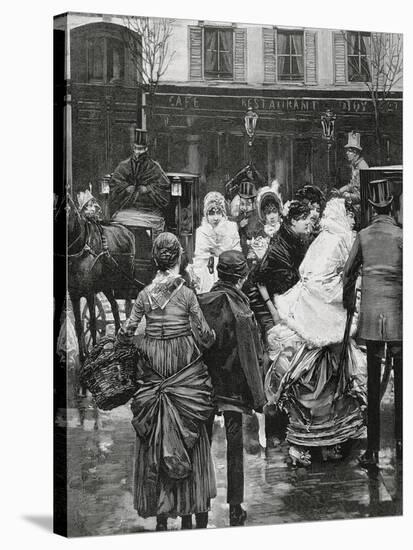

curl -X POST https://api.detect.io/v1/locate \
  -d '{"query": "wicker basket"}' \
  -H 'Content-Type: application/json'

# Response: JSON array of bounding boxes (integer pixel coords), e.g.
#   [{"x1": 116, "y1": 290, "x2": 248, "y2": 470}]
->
[{"x1": 81, "y1": 336, "x2": 150, "y2": 410}]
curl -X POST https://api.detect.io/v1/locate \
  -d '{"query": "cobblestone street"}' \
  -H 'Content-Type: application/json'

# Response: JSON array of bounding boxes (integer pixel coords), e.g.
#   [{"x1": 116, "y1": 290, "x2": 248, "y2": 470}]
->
[{"x1": 60, "y1": 385, "x2": 401, "y2": 537}]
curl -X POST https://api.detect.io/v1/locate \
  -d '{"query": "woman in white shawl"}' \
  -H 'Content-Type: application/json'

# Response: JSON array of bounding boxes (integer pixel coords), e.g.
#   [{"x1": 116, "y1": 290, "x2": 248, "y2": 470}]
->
[
  {"x1": 191, "y1": 192, "x2": 241, "y2": 294},
  {"x1": 266, "y1": 198, "x2": 366, "y2": 466}
]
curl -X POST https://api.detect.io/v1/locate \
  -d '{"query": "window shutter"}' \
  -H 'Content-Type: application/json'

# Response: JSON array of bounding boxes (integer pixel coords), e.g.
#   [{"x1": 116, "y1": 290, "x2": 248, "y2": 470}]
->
[
  {"x1": 189, "y1": 26, "x2": 203, "y2": 80},
  {"x1": 234, "y1": 28, "x2": 247, "y2": 81},
  {"x1": 333, "y1": 31, "x2": 347, "y2": 84},
  {"x1": 304, "y1": 30, "x2": 317, "y2": 85},
  {"x1": 263, "y1": 28, "x2": 276, "y2": 83}
]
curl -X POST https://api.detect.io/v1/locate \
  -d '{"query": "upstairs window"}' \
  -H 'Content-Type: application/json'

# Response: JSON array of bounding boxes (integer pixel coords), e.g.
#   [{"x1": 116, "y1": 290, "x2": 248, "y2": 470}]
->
[
  {"x1": 347, "y1": 31, "x2": 371, "y2": 82},
  {"x1": 204, "y1": 27, "x2": 233, "y2": 79},
  {"x1": 87, "y1": 36, "x2": 125, "y2": 84},
  {"x1": 277, "y1": 30, "x2": 304, "y2": 81}
]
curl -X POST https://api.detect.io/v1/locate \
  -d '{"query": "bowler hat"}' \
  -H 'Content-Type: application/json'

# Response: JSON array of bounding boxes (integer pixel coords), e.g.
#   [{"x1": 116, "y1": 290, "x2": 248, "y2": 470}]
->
[
  {"x1": 134, "y1": 128, "x2": 148, "y2": 147},
  {"x1": 368, "y1": 179, "x2": 393, "y2": 208},
  {"x1": 239, "y1": 180, "x2": 257, "y2": 199},
  {"x1": 217, "y1": 250, "x2": 248, "y2": 280},
  {"x1": 344, "y1": 131, "x2": 363, "y2": 151}
]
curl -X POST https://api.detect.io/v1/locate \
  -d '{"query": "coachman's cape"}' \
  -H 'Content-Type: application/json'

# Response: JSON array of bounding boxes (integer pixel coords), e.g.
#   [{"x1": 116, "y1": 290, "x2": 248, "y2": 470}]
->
[
  {"x1": 198, "y1": 281, "x2": 265, "y2": 412},
  {"x1": 109, "y1": 153, "x2": 171, "y2": 217}
]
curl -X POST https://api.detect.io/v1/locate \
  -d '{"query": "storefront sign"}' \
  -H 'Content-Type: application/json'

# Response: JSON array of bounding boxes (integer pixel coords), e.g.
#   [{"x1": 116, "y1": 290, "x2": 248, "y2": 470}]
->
[{"x1": 159, "y1": 93, "x2": 401, "y2": 115}]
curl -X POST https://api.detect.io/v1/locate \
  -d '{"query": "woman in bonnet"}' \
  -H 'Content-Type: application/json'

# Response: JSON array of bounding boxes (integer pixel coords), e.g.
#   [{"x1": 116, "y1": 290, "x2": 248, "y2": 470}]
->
[
  {"x1": 116, "y1": 232, "x2": 216, "y2": 530},
  {"x1": 192, "y1": 191, "x2": 241, "y2": 294}
]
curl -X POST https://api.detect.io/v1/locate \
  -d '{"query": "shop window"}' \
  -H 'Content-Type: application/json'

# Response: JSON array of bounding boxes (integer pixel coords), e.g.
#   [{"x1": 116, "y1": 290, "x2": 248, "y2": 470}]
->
[
  {"x1": 347, "y1": 31, "x2": 371, "y2": 82},
  {"x1": 87, "y1": 36, "x2": 125, "y2": 84},
  {"x1": 204, "y1": 28, "x2": 233, "y2": 79},
  {"x1": 277, "y1": 30, "x2": 304, "y2": 81}
]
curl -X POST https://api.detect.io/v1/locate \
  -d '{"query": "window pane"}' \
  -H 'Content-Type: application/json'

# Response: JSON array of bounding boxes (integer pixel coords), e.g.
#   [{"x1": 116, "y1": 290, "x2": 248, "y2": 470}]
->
[
  {"x1": 87, "y1": 39, "x2": 104, "y2": 81},
  {"x1": 220, "y1": 51, "x2": 232, "y2": 75},
  {"x1": 289, "y1": 34, "x2": 303, "y2": 55},
  {"x1": 277, "y1": 32, "x2": 289, "y2": 54},
  {"x1": 348, "y1": 56, "x2": 360, "y2": 81},
  {"x1": 205, "y1": 29, "x2": 218, "y2": 74},
  {"x1": 360, "y1": 56, "x2": 371, "y2": 80},
  {"x1": 360, "y1": 34, "x2": 371, "y2": 56},
  {"x1": 278, "y1": 55, "x2": 289, "y2": 78},
  {"x1": 219, "y1": 30, "x2": 232, "y2": 52},
  {"x1": 108, "y1": 39, "x2": 124, "y2": 82},
  {"x1": 347, "y1": 32, "x2": 358, "y2": 55}
]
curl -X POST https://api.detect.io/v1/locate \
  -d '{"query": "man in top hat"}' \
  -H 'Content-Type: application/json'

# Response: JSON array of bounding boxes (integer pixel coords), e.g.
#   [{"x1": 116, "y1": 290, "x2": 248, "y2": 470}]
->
[
  {"x1": 236, "y1": 180, "x2": 262, "y2": 263},
  {"x1": 109, "y1": 128, "x2": 171, "y2": 220},
  {"x1": 343, "y1": 179, "x2": 402, "y2": 469},
  {"x1": 337, "y1": 131, "x2": 369, "y2": 203},
  {"x1": 199, "y1": 250, "x2": 265, "y2": 527}
]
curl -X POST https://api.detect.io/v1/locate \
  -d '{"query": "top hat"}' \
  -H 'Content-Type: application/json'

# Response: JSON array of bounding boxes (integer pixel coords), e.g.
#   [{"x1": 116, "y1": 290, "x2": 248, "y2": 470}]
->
[
  {"x1": 239, "y1": 180, "x2": 257, "y2": 199},
  {"x1": 344, "y1": 131, "x2": 363, "y2": 151},
  {"x1": 368, "y1": 179, "x2": 393, "y2": 208},
  {"x1": 217, "y1": 250, "x2": 249, "y2": 279},
  {"x1": 134, "y1": 128, "x2": 148, "y2": 147}
]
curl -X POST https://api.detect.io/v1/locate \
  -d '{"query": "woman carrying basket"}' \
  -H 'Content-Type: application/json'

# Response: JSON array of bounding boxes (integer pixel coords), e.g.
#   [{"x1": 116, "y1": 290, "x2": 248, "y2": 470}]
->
[{"x1": 116, "y1": 232, "x2": 216, "y2": 531}]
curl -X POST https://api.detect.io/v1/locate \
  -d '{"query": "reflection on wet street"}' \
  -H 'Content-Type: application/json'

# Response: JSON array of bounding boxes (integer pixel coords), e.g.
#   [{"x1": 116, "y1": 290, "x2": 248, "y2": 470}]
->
[{"x1": 60, "y1": 382, "x2": 402, "y2": 537}]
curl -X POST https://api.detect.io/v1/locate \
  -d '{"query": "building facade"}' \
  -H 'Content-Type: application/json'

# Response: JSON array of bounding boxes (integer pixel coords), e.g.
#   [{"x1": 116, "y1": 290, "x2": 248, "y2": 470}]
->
[{"x1": 55, "y1": 13, "x2": 403, "y2": 201}]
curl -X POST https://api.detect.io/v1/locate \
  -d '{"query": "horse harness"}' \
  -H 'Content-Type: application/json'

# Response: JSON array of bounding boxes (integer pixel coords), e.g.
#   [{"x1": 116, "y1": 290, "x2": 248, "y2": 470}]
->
[{"x1": 68, "y1": 218, "x2": 145, "y2": 291}]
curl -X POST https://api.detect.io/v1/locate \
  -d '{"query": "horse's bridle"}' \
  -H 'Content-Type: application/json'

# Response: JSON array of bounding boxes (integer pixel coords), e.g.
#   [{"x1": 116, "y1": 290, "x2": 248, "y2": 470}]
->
[{"x1": 67, "y1": 194, "x2": 90, "y2": 257}]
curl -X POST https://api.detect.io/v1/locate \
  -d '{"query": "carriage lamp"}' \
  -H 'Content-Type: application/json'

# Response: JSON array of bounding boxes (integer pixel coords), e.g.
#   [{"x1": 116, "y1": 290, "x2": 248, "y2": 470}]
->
[
  {"x1": 244, "y1": 108, "x2": 259, "y2": 147},
  {"x1": 321, "y1": 108, "x2": 336, "y2": 149},
  {"x1": 171, "y1": 176, "x2": 182, "y2": 197},
  {"x1": 100, "y1": 174, "x2": 111, "y2": 195}
]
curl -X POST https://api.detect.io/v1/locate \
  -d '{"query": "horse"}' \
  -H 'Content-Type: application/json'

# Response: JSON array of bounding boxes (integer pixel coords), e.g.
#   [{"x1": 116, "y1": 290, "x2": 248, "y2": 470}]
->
[{"x1": 65, "y1": 194, "x2": 137, "y2": 364}]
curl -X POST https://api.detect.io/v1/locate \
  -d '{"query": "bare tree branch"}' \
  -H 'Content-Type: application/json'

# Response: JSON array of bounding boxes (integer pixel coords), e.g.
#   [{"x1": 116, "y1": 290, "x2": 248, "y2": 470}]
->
[{"x1": 341, "y1": 30, "x2": 403, "y2": 163}]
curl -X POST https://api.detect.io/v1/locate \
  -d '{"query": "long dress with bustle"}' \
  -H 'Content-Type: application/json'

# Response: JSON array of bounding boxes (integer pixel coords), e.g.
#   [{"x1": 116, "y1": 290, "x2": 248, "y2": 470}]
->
[
  {"x1": 116, "y1": 273, "x2": 216, "y2": 518},
  {"x1": 266, "y1": 199, "x2": 367, "y2": 448}
]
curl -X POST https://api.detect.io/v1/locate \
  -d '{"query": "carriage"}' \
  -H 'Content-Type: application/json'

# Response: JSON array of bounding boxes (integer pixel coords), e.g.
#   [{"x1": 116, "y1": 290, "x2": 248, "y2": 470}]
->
[{"x1": 81, "y1": 172, "x2": 201, "y2": 348}]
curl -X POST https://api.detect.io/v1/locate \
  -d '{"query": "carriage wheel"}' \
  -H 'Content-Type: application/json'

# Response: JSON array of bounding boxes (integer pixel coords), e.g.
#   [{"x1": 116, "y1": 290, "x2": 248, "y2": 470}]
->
[{"x1": 81, "y1": 295, "x2": 107, "y2": 350}]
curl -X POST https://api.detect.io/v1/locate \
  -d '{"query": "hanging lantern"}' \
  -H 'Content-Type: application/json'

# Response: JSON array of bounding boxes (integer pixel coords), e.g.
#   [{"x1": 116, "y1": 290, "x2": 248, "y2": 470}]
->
[
  {"x1": 321, "y1": 109, "x2": 336, "y2": 148},
  {"x1": 244, "y1": 108, "x2": 259, "y2": 147}
]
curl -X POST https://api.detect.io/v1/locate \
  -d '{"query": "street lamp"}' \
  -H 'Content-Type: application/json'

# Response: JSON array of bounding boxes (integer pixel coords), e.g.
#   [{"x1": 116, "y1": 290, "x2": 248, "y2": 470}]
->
[
  {"x1": 321, "y1": 108, "x2": 337, "y2": 188},
  {"x1": 244, "y1": 108, "x2": 258, "y2": 147},
  {"x1": 320, "y1": 108, "x2": 336, "y2": 150},
  {"x1": 244, "y1": 108, "x2": 258, "y2": 164}
]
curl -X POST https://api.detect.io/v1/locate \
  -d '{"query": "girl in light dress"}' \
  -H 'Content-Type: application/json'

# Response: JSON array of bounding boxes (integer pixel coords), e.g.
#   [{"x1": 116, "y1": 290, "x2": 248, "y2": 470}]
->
[{"x1": 191, "y1": 192, "x2": 241, "y2": 294}]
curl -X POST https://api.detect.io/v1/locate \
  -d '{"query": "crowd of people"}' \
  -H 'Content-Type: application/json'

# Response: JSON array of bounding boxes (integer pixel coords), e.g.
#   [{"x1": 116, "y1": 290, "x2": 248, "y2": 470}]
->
[{"x1": 81, "y1": 129, "x2": 402, "y2": 531}]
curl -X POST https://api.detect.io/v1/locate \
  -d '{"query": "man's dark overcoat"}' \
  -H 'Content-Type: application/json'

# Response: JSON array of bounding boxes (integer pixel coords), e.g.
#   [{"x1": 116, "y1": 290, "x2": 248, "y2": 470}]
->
[
  {"x1": 198, "y1": 281, "x2": 265, "y2": 413},
  {"x1": 343, "y1": 214, "x2": 402, "y2": 341}
]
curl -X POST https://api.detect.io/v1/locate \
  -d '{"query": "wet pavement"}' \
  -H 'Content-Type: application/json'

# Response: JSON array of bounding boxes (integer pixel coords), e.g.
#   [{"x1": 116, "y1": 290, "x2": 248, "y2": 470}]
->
[
  {"x1": 59, "y1": 385, "x2": 402, "y2": 537},
  {"x1": 59, "y1": 296, "x2": 401, "y2": 537}
]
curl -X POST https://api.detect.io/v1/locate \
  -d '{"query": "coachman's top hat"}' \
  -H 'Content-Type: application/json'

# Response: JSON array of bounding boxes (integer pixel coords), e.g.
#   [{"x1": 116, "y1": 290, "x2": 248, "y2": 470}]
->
[
  {"x1": 368, "y1": 179, "x2": 393, "y2": 208},
  {"x1": 239, "y1": 180, "x2": 257, "y2": 199},
  {"x1": 134, "y1": 128, "x2": 148, "y2": 148},
  {"x1": 344, "y1": 131, "x2": 363, "y2": 151}
]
